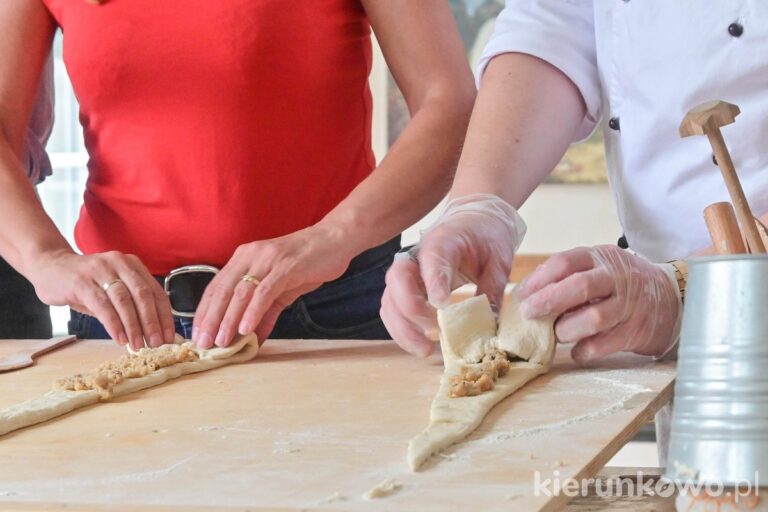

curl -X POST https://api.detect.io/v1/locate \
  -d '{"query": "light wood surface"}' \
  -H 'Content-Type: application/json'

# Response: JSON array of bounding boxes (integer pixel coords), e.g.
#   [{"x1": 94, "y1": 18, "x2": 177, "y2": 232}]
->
[
  {"x1": 703, "y1": 202, "x2": 747, "y2": 255},
  {"x1": 0, "y1": 339, "x2": 675, "y2": 512}
]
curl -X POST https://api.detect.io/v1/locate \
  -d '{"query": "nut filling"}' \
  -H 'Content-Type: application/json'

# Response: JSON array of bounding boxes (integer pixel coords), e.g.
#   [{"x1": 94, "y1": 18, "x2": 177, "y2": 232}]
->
[
  {"x1": 449, "y1": 350, "x2": 511, "y2": 398},
  {"x1": 54, "y1": 343, "x2": 199, "y2": 399}
]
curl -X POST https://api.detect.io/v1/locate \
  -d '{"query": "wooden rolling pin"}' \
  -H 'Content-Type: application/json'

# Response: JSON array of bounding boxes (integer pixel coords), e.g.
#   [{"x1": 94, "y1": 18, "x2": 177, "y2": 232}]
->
[
  {"x1": 704, "y1": 202, "x2": 747, "y2": 255},
  {"x1": 680, "y1": 100, "x2": 766, "y2": 254}
]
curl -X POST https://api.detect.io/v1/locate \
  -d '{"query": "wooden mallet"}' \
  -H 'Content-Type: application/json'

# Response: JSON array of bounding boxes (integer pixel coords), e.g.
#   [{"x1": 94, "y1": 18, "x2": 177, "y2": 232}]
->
[{"x1": 680, "y1": 100, "x2": 766, "y2": 253}]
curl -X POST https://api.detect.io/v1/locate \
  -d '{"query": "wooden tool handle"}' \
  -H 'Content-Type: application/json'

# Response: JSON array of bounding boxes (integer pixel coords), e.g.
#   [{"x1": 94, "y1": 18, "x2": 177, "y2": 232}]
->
[
  {"x1": 707, "y1": 131, "x2": 766, "y2": 253},
  {"x1": 29, "y1": 335, "x2": 77, "y2": 358},
  {"x1": 704, "y1": 202, "x2": 747, "y2": 255}
]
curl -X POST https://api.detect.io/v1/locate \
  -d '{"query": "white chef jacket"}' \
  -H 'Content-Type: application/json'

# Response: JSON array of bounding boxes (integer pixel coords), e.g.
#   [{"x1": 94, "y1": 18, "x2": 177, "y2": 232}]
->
[{"x1": 478, "y1": 0, "x2": 768, "y2": 262}]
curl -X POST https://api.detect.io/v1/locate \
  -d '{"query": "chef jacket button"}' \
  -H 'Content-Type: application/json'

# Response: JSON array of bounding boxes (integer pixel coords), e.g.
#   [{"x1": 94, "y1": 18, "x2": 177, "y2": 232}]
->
[
  {"x1": 608, "y1": 117, "x2": 620, "y2": 131},
  {"x1": 728, "y1": 22, "x2": 744, "y2": 37}
]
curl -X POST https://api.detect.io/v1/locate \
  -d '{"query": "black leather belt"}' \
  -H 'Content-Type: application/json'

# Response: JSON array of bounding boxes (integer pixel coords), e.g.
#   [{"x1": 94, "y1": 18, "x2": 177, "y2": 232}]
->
[{"x1": 155, "y1": 236, "x2": 401, "y2": 318}]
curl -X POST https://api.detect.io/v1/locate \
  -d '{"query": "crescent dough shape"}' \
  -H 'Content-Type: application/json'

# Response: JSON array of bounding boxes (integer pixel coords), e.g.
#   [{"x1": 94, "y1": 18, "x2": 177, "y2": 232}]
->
[
  {"x1": 407, "y1": 287, "x2": 555, "y2": 471},
  {"x1": 0, "y1": 334, "x2": 259, "y2": 438}
]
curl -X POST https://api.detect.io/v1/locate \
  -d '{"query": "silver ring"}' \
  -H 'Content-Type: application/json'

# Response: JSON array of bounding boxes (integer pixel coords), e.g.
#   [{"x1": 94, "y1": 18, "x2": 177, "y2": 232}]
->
[{"x1": 102, "y1": 279, "x2": 124, "y2": 293}]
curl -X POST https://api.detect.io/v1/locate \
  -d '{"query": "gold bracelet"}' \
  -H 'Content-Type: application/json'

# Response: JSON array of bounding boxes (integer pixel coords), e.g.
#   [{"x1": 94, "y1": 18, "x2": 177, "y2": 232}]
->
[{"x1": 667, "y1": 259, "x2": 688, "y2": 303}]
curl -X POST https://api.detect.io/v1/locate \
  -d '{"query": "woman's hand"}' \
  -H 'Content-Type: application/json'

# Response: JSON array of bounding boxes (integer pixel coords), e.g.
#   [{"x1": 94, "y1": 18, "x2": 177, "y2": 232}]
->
[
  {"x1": 28, "y1": 250, "x2": 175, "y2": 349},
  {"x1": 518, "y1": 245, "x2": 682, "y2": 362},
  {"x1": 381, "y1": 194, "x2": 527, "y2": 357},
  {"x1": 191, "y1": 225, "x2": 355, "y2": 348}
]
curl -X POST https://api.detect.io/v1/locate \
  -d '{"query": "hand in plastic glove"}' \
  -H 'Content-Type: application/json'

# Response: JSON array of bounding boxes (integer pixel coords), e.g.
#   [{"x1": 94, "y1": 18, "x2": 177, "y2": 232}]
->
[
  {"x1": 517, "y1": 245, "x2": 682, "y2": 362},
  {"x1": 381, "y1": 194, "x2": 526, "y2": 357}
]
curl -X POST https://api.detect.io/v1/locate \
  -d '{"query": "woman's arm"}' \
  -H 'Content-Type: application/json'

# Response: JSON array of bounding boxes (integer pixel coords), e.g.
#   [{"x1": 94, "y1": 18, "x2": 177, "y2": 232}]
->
[
  {"x1": 192, "y1": 0, "x2": 476, "y2": 347},
  {"x1": 0, "y1": 1, "x2": 63, "y2": 268},
  {"x1": 317, "y1": 0, "x2": 477, "y2": 252},
  {"x1": 0, "y1": 1, "x2": 174, "y2": 348}
]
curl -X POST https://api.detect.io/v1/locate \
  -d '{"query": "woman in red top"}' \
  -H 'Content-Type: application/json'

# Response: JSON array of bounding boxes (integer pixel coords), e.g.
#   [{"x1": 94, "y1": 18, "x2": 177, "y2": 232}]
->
[{"x1": 0, "y1": 0, "x2": 474, "y2": 348}]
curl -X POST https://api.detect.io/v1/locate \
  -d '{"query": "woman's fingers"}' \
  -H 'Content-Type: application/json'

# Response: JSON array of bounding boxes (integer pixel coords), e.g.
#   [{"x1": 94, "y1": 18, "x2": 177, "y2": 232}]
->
[
  {"x1": 520, "y1": 265, "x2": 614, "y2": 319},
  {"x1": 518, "y1": 247, "x2": 595, "y2": 300},
  {"x1": 238, "y1": 273, "x2": 285, "y2": 336},
  {"x1": 78, "y1": 284, "x2": 127, "y2": 345},
  {"x1": 125, "y1": 257, "x2": 176, "y2": 344},
  {"x1": 193, "y1": 269, "x2": 242, "y2": 348},
  {"x1": 554, "y1": 295, "x2": 623, "y2": 344},
  {"x1": 115, "y1": 266, "x2": 166, "y2": 348},
  {"x1": 214, "y1": 278, "x2": 261, "y2": 347},
  {"x1": 102, "y1": 280, "x2": 144, "y2": 349}
]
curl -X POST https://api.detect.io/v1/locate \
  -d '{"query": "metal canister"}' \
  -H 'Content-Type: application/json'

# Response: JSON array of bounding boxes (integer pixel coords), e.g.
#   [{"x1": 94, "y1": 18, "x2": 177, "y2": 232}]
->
[{"x1": 666, "y1": 255, "x2": 768, "y2": 485}]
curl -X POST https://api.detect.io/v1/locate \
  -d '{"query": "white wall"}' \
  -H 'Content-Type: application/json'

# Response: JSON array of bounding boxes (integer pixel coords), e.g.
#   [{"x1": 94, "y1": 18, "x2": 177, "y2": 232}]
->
[{"x1": 400, "y1": 185, "x2": 622, "y2": 254}]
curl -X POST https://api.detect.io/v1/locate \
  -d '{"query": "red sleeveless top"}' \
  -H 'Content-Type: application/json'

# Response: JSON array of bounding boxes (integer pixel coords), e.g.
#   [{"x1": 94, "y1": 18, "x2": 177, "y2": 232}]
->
[{"x1": 42, "y1": 0, "x2": 375, "y2": 275}]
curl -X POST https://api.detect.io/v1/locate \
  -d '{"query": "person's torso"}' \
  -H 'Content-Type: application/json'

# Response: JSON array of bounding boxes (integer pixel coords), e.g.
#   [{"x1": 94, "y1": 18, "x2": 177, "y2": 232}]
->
[
  {"x1": 42, "y1": 0, "x2": 375, "y2": 274},
  {"x1": 592, "y1": 0, "x2": 768, "y2": 261}
]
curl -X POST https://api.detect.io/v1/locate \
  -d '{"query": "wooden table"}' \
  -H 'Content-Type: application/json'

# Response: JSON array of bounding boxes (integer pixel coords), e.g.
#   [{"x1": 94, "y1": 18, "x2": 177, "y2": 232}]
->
[{"x1": 0, "y1": 339, "x2": 675, "y2": 511}]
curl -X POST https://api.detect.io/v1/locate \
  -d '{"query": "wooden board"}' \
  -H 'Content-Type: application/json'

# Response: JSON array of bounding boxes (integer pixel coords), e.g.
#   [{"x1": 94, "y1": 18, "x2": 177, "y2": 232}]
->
[{"x1": 0, "y1": 339, "x2": 675, "y2": 512}]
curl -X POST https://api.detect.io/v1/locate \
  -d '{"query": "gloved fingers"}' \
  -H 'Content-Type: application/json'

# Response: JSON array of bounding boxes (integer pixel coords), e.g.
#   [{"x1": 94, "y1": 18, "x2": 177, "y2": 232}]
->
[
  {"x1": 380, "y1": 288, "x2": 434, "y2": 357},
  {"x1": 520, "y1": 266, "x2": 614, "y2": 320},
  {"x1": 518, "y1": 247, "x2": 595, "y2": 300},
  {"x1": 384, "y1": 255, "x2": 439, "y2": 333},
  {"x1": 418, "y1": 229, "x2": 462, "y2": 309},
  {"x1": 475, "y1": 259, "x2": 512, "y2": 313},
  {"x1": 570, "y1": 325, "x2": 629, "y2": 363},
  {"x1": 554, "y1": 295, "x2": 623, "y2": 344}
]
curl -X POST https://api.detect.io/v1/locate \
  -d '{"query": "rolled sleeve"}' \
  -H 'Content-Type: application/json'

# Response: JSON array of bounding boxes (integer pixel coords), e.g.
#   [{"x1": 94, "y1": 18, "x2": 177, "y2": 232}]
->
[
  {"x1": 25, "y1": 54, "x2": 55, "y2": 185},
  {"x1": 476, "y1": 0, "x2": 601, "y2": 141}
]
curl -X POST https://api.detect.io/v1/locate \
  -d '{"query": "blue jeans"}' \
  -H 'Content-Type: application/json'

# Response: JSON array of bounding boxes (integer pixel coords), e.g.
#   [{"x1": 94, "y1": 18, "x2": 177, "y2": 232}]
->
[
  {"x1": 0, "y1": 256, "x2": 52, "y2": 339},
  {"x1": 68, "y1": 237, "x2": 399, "y2": 340}
]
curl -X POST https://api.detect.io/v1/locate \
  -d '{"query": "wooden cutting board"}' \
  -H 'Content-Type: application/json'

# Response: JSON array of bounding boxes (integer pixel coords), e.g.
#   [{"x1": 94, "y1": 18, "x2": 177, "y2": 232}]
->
[{"x1": 0, "y1": 339, "x2": 675, "y2": 512}]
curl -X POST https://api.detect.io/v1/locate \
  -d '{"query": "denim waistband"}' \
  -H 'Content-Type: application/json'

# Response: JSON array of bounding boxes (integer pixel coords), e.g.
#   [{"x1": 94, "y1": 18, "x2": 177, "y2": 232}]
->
[
  {"x1": 344, "y1": 235, "x2": 401, "y2": 276},
  {"x1": 153, "y1": 235, "x2": 402, "y2": 285}
]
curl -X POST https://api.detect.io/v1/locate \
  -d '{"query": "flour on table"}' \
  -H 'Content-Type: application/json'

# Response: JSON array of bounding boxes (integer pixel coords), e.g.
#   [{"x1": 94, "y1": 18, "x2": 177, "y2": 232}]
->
[
  {"x1": 319, "y1": 491, "x2": 347, "y2": 504},
  {"x1": 363, "y1": 479, "x2": 402, "y2": 500}
]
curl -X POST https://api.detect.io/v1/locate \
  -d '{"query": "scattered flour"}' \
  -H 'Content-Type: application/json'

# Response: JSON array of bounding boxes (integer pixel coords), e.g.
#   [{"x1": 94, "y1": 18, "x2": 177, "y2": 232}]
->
[
  {"x1": 479, "y1": 387, "x2": 654, "y2": 445},
  {"x1": 319, "y1": 492, "x2": 347, "y2": 504},
  {"x1": 363, "y1": 479, "x2": 402, "y2": 500}
]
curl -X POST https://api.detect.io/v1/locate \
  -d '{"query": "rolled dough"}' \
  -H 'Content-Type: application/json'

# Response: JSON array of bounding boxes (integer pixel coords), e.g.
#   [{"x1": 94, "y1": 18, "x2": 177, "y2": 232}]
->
[
  {"x1": 0, "y1": 334, "x2": 259, "y2": 437},
  {"x1": 407, "y1": 286, "x2": 555, "y2": 471}
]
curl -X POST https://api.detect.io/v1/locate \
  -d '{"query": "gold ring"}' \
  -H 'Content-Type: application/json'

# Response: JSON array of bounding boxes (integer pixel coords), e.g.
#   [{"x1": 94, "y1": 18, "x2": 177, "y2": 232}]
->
[
  {"x1": 241, "y1": 274, "x2": 260, "y2": 286},
  {"x1": 102, "y1": 279, "x2": 124, "y2": 292}
]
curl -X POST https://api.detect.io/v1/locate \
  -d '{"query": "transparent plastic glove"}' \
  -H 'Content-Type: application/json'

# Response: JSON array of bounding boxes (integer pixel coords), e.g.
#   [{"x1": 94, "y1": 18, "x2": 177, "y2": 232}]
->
[
  {"x1": 517, "y1": 245, "x2": 682, "y2": 363},
  {"x1": 381, "y1": 193, "x2": 526, "y2": 357}
]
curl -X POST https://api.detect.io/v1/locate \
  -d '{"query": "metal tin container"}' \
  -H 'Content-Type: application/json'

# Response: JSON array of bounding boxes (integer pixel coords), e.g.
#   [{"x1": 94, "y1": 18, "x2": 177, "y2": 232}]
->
[{"x1": 666, "y1": 255, "x2": 768, "y2": 485}]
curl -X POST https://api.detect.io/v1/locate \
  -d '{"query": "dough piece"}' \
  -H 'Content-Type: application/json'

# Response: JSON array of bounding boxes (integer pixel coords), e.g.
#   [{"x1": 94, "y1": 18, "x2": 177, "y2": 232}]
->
[
  {"x1": 496, "y1": 289, "x2": 554, "y2": 365},
  {"x1": 0, "y1": 334, "x2": 259, "y2": 437},
  {"x1": 437, "y1": 295, "x2": 497, "y2": 363},
  {"x1": 407, "y1": 286, "x2": 555, "y2": 471}
]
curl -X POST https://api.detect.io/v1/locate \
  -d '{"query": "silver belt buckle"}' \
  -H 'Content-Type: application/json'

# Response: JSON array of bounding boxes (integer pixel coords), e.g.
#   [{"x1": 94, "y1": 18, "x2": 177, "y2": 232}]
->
[{"x1": 164, "y1": 264, "x2": 219, "y2": 318}]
